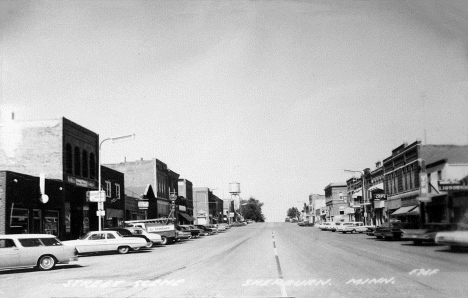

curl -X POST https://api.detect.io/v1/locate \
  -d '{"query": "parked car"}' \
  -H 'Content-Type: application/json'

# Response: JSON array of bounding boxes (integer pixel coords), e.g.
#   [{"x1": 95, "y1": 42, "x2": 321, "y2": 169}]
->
[
  {"x1": 123, "y1": 227, "x2": 163, "y2": 245},
  {"x1": 319, "y1": 222, "x2": 331, "y2": 230},
  {"x1": 366, "y1": 226, "x2": 376, "y2": 236},
  {"x1": 104, "y1": 228, "x2": 153, "y2": 249},
  {"x1": 206, "y1": 224, "x2": 220, "y2": 233},
  {"x1": 187, "y1": 225, "x2": 206, "y2": 236},
  {"x1": 62, "y1": 230, "x2": 147, "y2": 254},
  {"x1": 216, "y1": 224, "x2": 228, "y2": 232},
  {"x1": 401, "y1": 223, "x2": 456, "y2": 245},
  {"x1": 337, "y1": 222, "x2": 354, "y2": 233},
  {"x1": 218, "y1": 223, "x2": 231, "y2": 229},
  {"x1": 175, "y1": 226, "x2": 192, "y2": 241},
  {"x1": 231, "y1": 222, "x2": 244, "y2": 227},
  {"x1": 179, "y1": 225, "x2": 201, "y2": 238},
  {"x1": 194, "y1": 224, "x2": 215, "y2": 234},
  {"x1": 340, "y1": 222, "x2": 369, "y2": 234},
  {"x1": 0, "y1": 234, "x2": 78, "y2": 271},
  {"x1": 298, "y1": 221, "x2": 313, "y2": 227},
  {"x1": 330, "y1": 222, "x2": 341, "y2": 232},
  {"x1": 373, "y1": 221, "x2": 403, "y2": 240},
  {"x1": 435, "y1": 230, "x2": 468, "y2": 251}
]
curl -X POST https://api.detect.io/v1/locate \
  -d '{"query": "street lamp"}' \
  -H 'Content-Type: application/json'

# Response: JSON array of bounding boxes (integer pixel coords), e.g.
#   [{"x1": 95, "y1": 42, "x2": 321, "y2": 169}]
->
[
  {"x1": 344, "y1": 169, "x2": 367, "y2": 225},
  {"x1": 98, "y1": 133, "x2": 135, "y2": 231}
]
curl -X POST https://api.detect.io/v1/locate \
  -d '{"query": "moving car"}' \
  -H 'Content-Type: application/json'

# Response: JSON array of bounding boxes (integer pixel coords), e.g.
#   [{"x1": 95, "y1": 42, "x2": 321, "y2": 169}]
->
[
  {"x1": 62, "y1": 230, "x2": 147, "y2": 254},
  {"x1": 123, "y1": 227, "x2": 163, "y2": 245},
  {"x1": 104, "y1": 228, "x2": 153, "y2": 249},
  {"x1": 0, "y1": 234, "x2": 78, "y2": 271},
  {"x1": 435, "y1": 230, "x2": 468, "y2": 251},
  {"x1": 401, "y1": 223, "x2": 456, "y2": 245}
]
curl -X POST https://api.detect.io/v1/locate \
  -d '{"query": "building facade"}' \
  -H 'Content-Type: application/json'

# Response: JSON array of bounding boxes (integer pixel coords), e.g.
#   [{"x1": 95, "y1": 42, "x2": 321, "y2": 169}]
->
[
  {"x1": 0, "y1": 117, "x2": 101, "y2": 239},
  {"x1": 309, "y1": 194, "x2": 326, "y2": 224},
  {"x1": 324, "y1": 183, "x2": 347, "y2": 222}
]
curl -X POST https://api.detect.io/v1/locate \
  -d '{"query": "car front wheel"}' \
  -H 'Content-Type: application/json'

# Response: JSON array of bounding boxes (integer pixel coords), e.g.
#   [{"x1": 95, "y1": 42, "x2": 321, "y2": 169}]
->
[
  {"x1": 118, "y1": 246, "x2": 130, "y2": 254},
  {"x1": 145, "y1": 241, "x2": 153, "y2": 248},
  {"x1": 161, "y1": 236, "x2": 168, "y2": 245},
  {"x1": 37, "y1": 255, "x2": 56, "y2": 271}
]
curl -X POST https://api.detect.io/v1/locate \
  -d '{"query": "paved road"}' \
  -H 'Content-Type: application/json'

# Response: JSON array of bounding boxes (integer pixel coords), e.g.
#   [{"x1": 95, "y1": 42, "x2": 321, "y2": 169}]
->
[{"x1": 1, "y1": 223, "x2": 468, "y2": 298}]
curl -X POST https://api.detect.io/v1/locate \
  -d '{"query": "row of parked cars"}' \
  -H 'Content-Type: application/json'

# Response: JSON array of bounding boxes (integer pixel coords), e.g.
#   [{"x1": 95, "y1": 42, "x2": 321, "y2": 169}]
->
[
  {"x1": 318, "y1": 219, "x2": 468, "y2": 251},
  {"x1": 0, "y1": 222, "x2": 235, "y2": 272},
  {"x1": 318, "y1": 221, "x2": 370, "y2": 233}
]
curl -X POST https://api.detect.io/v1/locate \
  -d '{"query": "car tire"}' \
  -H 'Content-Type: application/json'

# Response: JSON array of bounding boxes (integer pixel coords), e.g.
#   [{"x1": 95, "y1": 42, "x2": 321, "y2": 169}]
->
[
  {"x1": 450, "y1": 245, "x2": 462, "y2": 251},
  {"x1": 118, "y1": 246, "x2": 130, "y2": 254},
  {"x1": 161, "y1": 236, "x2": 168, "y2": 245},
  {"x1": 37, "y1": 255, "x2": 56, "y2": 271},
  {"x1": 413, "y1": 240, "x2": 423, "y2": 246},
  {"x1": 351, "y1": 230, "x2": 356, "y2": 234},
  {"x1": 145, "y1": 241, "x2": 153, "y2": 248},
  {"x1": 133, "y1": 247, "x2": 141, "y2": 251}
]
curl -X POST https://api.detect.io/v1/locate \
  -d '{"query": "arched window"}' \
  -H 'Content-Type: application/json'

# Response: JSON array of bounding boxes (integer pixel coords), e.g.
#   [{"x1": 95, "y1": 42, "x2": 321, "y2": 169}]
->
[
  {"x1": 65, "y1": 143, "x2": 73, "y2": 174},
  {"x1": 74, "y1": 147, "x2": 81, "y2": 176},
  {"x1": 82, "y1": 150, "x2": 88, "y2": 178},
  {"x1": 90, "y1": 153, "x2": 96, "y2": 179}
]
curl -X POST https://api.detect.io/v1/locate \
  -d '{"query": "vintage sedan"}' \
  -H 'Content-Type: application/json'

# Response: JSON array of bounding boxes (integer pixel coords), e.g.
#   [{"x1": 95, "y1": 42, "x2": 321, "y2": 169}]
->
[
  {"x1": 435, "y1": 230, "x2": 468, "y2": 251},
  {"x1": 0, "y1": 234, "x2": 78, "y2": 271},
  {"x1": 124, "y1": 227, "x2": 163, "y2": 245},
  {"x1": 62, "y1": 230, "x2": 147, "y2": 254},
  {"x1": 104, "y1": 228, "x2": 153, "y2": 249}
]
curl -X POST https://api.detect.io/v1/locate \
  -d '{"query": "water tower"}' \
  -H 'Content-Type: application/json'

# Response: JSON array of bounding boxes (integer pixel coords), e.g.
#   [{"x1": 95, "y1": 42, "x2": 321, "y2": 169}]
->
[{"x1": 229, "y1": 182, "x2": 240, "y2": 223}]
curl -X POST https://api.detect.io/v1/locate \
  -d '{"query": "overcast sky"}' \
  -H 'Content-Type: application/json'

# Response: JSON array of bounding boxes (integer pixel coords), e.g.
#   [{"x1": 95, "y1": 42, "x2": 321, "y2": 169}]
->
[{"x1": 2, "y1": 0, "x2": 468, "y2": 222}]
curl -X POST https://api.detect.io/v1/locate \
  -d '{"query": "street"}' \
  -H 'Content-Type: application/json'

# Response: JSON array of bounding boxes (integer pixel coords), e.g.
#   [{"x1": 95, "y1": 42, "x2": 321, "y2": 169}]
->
[{"x1": 1, "y1": 223, "x2": 468, "y2": 298}]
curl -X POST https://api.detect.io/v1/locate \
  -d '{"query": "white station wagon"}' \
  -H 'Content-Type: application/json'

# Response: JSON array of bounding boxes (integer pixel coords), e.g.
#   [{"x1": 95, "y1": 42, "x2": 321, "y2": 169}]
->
[
  {"x1": 0, "y1": 234, "x2": 78, "y2": 271},
  {"x1": 62, "y1": 230, "x2": 147, "y2": 254}
]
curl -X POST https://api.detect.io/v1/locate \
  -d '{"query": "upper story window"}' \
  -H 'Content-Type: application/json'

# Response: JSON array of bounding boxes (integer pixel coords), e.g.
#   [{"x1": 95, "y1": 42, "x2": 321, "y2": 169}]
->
[
  {"x1": 89, "y1": 153, "x2": 96, "y2": 179},
  {"x1": 82, "y1": 150, "x2": 88, "y2": 178},
  {"x1": 74, "y1": 147, "x2": 81, "y2": 176},
  {"x1": 65, "y1": 143, "x2": 73, "y2": 174},
  {"x1": 437, "y1": 170, "x2": 442, "y2": 181},
  {"x1": 115, "y1": 183, "x2": 121, "y2": 200},
  {"x1": 105, "y1": 181, "x2": 111, "y2": 197}
]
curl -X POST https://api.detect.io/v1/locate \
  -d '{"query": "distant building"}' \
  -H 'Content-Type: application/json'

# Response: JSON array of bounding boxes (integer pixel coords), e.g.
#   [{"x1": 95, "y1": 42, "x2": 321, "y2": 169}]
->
[
  {"x1": 324, "y1": 182, "x2": 347, "y2": 222},
  {"x1": 193, "y1": 187, "x2": 222, "y2": 224},
  {"x1": 309, "y1": 194, "x2": 326, "y2": 223}
]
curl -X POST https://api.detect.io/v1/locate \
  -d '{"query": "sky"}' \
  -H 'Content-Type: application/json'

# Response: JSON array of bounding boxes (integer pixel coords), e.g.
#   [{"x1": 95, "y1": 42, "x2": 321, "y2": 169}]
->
[{"x1": 2, "y1": 0, "x2": 468, "y2": 222}]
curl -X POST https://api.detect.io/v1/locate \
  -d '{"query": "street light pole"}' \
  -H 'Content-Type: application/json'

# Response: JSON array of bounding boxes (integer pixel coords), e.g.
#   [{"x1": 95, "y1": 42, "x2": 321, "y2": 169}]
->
[
  {"x1": 98, "y1": 133, "x2": 135, "y2": 231},
  {"x1": 344, "y1": 169, "x2": 367, "y2": 225}
]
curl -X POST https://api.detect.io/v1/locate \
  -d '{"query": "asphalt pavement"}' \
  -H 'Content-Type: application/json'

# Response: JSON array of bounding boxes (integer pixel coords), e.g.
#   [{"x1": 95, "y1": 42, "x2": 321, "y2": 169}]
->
[{"x1": 1, "y1": 223, "x2": 468, "y2": 298}]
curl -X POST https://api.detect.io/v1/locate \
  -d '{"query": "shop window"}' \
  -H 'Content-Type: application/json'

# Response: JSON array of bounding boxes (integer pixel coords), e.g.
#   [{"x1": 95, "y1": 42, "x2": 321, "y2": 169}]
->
[
  {"x1": 106, "y1": 181, "x2": 111, "y2": 197},
  {"x1": 74, "y1": 147, "x2": 81, "y2": 176},
  {"x1": 44, "y1": 210, "x2": 59, "y2": 236},
  {"x1": 82, "y1": 150, "x2": 88, "y2": 178},
  {"x1": 65, "y1": 143, "x2": 73, "y2": 174},
  {"x1": 90, "y1": 153, "x2": 96, "y2": 179},
  {"x1": 10, "y1": 208, "x2": 29, "y2": 233}
]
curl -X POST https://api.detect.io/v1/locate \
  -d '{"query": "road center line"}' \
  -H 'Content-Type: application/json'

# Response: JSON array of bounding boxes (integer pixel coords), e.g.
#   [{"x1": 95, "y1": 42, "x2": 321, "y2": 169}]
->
[{"x1": 272, "y1": 231, "x2": 288, "y2": 298}]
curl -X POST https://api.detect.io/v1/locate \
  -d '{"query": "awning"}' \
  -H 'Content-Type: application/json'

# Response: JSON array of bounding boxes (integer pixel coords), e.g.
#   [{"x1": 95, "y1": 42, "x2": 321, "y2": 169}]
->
[
  {"x1": 391, "y1": 205, "x2": 418, "y2": 216},
  {"x1": 178, "y1": 212, "x2": 194, "y2": 222},
  {"x1": 368, "y1": 182, "x2": 384, "y2": 192},
  {"x1": 352, "y1": 190, "x2": 362, "y2": 199},
  {"x1": 387, "y1": 190, "x2": 420, "y2": 201}
]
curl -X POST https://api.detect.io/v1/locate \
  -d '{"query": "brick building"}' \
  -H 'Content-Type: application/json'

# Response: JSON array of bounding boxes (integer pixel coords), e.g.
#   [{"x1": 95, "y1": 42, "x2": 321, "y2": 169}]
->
[
  {"x1": 178, "y1": 179, "x2": 195, "y2": 223},
  {"x1": 324, "y1": 182, "x2": 347, "y2": 222},
  {"x1": 104, "y1": 158, "x2": 179, "y2": 219},
  {"x1": 0, "y1": 117, "x2": 104, "y2": 239}
]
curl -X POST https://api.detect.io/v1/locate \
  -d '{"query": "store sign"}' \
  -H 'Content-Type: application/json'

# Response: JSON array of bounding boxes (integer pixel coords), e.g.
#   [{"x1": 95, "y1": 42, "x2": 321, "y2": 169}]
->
[
  {"x1": 373, "y1": 194, "x2": 387, "y2": 200},
  {"x1": 67, "y1": 176, "x2": 97, "y2": 188},
  {"x1": 438, "y1": 180, "x2": 468, "y2": 191}
]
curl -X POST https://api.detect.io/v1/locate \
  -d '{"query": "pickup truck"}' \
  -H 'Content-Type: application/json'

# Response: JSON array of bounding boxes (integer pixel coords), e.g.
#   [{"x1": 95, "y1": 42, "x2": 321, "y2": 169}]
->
[{"x1": 125, "y1": 220, "x2": 178, "y2": 245}]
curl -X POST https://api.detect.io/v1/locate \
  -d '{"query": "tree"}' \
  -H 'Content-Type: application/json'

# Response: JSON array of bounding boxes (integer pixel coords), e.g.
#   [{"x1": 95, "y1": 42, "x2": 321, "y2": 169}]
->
[
  {"x1": 287, "y1": 207, "x2": 300, "y2": 219},
  {"x1": 238, "y1": 197, "x2": 265, "y2": 222}
]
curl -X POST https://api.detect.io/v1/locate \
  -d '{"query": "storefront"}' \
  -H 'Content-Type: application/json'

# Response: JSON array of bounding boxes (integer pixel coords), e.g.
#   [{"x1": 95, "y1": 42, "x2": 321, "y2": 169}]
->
[{"x1": 1, "y1": 171, "x2": 64, "y2": 237}]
